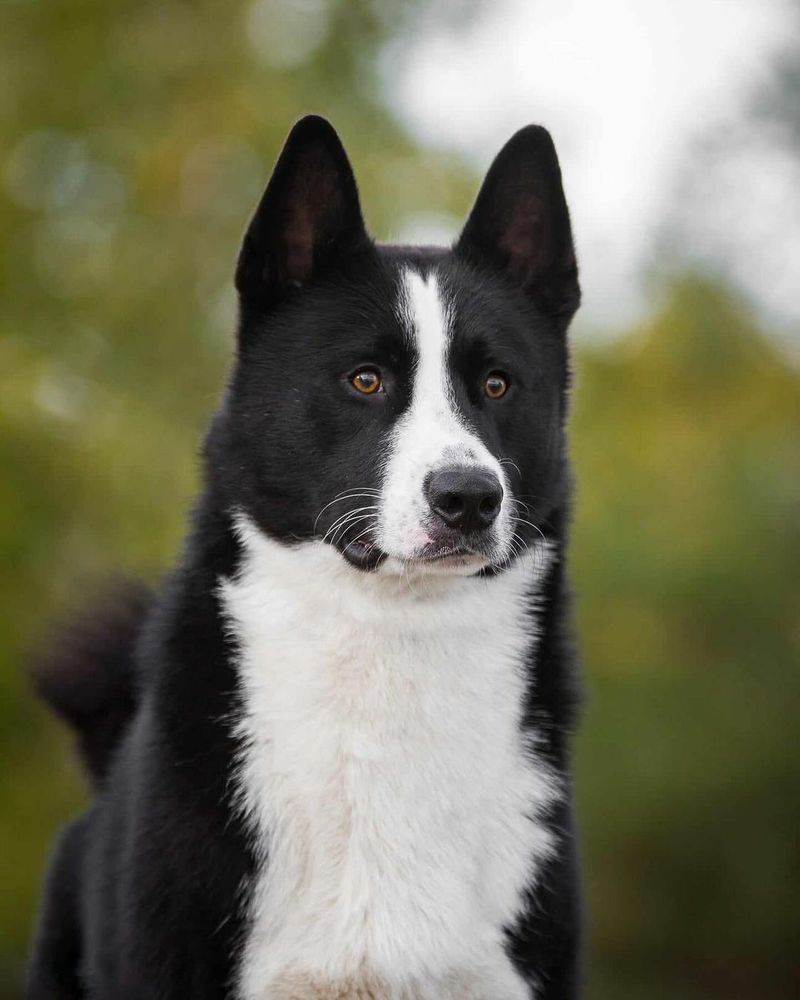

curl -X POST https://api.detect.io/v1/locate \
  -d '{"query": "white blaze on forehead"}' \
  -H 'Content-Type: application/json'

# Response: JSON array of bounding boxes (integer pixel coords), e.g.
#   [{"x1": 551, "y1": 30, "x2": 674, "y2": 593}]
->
[
  {"x1": 397, "y1": 268, "x2": 455, "y2": 421},
  {"x1": 376, "y1": 267, "x2": 510, "y2": 564}
]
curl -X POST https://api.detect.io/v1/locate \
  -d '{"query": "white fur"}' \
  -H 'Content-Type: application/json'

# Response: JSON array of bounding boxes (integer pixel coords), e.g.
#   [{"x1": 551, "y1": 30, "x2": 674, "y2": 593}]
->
[
  {"x1": 377, "y1": 268, "x2": 512, "y2": 571},
  {"x1": 222, "y1": 520, "x2": 558, "y2": 1000}
]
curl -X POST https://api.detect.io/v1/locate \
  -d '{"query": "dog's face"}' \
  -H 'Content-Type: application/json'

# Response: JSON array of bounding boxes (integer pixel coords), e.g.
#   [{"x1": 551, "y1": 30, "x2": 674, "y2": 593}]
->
[{"x1": 218, "y1": 116, "x2": 579, "y2": 576}]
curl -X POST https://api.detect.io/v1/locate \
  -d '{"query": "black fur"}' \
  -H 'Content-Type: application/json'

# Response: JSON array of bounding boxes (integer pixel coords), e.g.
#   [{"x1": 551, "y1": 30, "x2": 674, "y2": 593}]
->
[
  {"x1": 32, "y1": 581, "x2": 151, "y2": 787},
  {"x1": 28, "y1": 116, "x2": 583, "y2": 998}
]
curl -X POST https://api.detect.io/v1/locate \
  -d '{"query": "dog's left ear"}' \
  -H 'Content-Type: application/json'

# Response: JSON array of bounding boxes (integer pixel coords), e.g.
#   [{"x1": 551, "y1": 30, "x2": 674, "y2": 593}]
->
[
  {"x1": 235, "y1": 115, "x2": 369, "y2": 308},
  {"x1": 456, "y1": 125, "x2": 580, "y2": 329}
]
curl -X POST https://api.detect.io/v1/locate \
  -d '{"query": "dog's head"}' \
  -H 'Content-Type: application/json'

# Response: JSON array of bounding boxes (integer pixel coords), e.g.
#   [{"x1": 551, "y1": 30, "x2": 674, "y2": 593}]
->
[{"x1": 215, "y1": 116, "x2": 579, "y2": 576}]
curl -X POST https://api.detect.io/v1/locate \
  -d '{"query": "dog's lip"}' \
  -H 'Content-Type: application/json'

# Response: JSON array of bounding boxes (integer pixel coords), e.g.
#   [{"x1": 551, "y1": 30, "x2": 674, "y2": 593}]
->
[
  {"x1": 408, "y1": 544, "x2": 485, "y2": 565},
  {"x1": 340, "y1": 538, "x2": 386, "y2": 571}
]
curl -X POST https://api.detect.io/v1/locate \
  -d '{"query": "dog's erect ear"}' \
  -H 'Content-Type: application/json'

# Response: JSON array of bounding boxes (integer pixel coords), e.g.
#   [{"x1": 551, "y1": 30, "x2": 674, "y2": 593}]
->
[
  {"x1": 235, "y1": 116, "x2": 369, "y2": 306},
  {"x1": 456, "y1": 125, "x2": 579, "y2": 329}
]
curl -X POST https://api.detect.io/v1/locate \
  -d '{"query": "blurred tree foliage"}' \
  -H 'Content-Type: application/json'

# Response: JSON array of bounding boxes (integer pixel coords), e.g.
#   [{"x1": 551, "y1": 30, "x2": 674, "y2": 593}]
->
[
  {"x1": 572, "y1": 280, "x2": 800, "y2": 1000},
  {"x1": 1, "y1": 1, "x2": 798, "y2": 999}
]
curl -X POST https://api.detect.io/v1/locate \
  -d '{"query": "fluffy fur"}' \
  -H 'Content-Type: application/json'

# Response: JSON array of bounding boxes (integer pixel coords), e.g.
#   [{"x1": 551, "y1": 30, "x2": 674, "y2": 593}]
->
[
  {"x1": 224, "y1": 522, "x2": 556, "y2": 999},
  {"x1": 28, "y1": 116, "x2": 583, "y2": 999}
]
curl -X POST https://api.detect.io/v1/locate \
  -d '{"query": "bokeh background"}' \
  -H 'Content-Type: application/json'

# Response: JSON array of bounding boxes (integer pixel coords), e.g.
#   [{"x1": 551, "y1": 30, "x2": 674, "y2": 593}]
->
[{"x1": 2, "y1": 0, "x2": 799, "y2": 997}]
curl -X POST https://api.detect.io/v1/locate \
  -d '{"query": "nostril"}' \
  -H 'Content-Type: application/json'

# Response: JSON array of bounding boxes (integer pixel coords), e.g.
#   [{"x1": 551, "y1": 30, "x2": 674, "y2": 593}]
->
[
  {"x1": 437, "y1": 492, "x2": 464, "y2": 518},
  {"x1": 479, "y1": 494, "x2": 501, "y2": 522}
]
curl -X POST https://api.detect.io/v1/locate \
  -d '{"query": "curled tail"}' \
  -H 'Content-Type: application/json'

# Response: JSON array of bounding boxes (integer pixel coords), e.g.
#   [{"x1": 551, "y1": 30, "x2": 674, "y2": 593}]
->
[{"x1": 32, "y1": 580, "x2": 153, "y2": 788}]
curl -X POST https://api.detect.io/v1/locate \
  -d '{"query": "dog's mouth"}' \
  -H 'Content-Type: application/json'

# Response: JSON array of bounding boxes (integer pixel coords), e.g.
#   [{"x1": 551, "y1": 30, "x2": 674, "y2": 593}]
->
[
  {"x1": 408, "y1": 543, "x2": 484, "y2": 565},
  {"x1": 331, "y1": 526, "x2": 506, "y2": 575},
  {"x1": 410, "y1": 548, "x2": 496, "y2": 578},
  {"x1": 337, "y1": 537, "x2": 488, "y2": 575}
]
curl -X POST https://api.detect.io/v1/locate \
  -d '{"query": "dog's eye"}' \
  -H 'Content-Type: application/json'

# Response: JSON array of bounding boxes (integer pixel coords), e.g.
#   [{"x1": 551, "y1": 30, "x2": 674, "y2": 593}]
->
[
  {"x1": 484, "y1": 372, "x2": 509, "y2": 399},
  {"x1": 350, "y1": 368, "x2": 383, "y2": 395}
]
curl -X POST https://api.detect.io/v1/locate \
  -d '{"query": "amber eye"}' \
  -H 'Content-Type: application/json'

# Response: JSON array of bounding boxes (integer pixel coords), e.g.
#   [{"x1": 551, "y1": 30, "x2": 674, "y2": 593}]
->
[
  {"x1": 484, "y1": 372, "x2": 509, "y2": 399},
  {"x1": 350, "y1": 368, "x2": 382, "y2": 395}
]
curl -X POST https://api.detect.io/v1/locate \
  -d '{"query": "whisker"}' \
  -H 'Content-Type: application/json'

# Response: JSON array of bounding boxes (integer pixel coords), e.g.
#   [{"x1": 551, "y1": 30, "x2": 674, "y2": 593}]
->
[
  {"x1": 333, "y1": 512, "x2": 379, "y2": 545},
  {"x1": 313, "y1": 490, "x2": 381, "y2": 532},
  {"x1": 507, "y1": 532, "x2": 525, "y2": 562},
  {"x1": 505, "y1": 497, "x2": 531, "y2": 515},
  {"x1": 510, "y1": 515, "x2": 546, "y2": 545},
  {"x1": 494, "y1": 525, "x2": 535, "y2": 572},
  {"x1": 321, "y1": 506, "x2": 380, "y2": 544},
  {"x1": 403, "y1": 558, "x2": 422, "y2": 600},
  {"x1": 325, "y1": 517, "x2": 378, "y2": 548},
  {"x1": 321, "y1": 509, "x2": 370, "y2": 543},
  {"x1": 498, "y1": 458, "x2": 522, "y2": 478},
  {"x1": 331, "y1": 512, "x2": 380, "y2": 547},
  {"x1": 346, "y1": 522, "x2": 378, "y2": 547},
  {"x1": 515, "y1": 492, "x2": 558, "y2": 505}
]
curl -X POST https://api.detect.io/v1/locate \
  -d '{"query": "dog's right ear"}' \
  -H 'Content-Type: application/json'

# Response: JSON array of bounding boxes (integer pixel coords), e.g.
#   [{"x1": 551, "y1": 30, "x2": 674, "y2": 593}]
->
[
  {"x1": 235, "y1": 116, "x2": 369, "y2": 309},
  {"x1": 455, "y1": 125, "x2": 579, "y2": 331}
]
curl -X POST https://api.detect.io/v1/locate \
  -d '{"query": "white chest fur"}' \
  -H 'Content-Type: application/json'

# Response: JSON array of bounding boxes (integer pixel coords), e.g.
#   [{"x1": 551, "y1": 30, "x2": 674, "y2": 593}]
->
[{"x1": 220, "y1": 522, "x2": 558, "y2": 1000}]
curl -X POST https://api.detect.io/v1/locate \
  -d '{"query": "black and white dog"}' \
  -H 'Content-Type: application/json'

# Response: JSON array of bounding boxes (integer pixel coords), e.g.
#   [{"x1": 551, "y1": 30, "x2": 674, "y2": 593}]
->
[{"x1": 29, "y1": 116, "x2": 582, "y2": 999}]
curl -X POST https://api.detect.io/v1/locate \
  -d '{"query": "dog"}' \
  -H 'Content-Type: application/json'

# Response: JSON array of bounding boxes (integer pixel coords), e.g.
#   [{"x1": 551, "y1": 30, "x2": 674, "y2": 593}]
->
[{"x1": 28, "y1": 115, "x2": 583, "y2": 999}]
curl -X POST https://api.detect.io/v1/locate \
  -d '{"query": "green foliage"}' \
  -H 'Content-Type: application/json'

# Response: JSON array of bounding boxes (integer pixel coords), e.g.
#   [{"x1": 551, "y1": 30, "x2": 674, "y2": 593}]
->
[
  {"x1": 572, "y1": 279, "x2": 800, "y2": 1000},
  {"x1": 2, "y1": 2, "x2": 798, "y2": 998}
]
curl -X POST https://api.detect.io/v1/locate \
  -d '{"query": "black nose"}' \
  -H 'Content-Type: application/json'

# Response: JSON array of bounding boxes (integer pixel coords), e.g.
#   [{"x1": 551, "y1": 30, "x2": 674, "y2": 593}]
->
[{"x1": 426, "y1": 466, "x2": 503, "y2": 533}]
